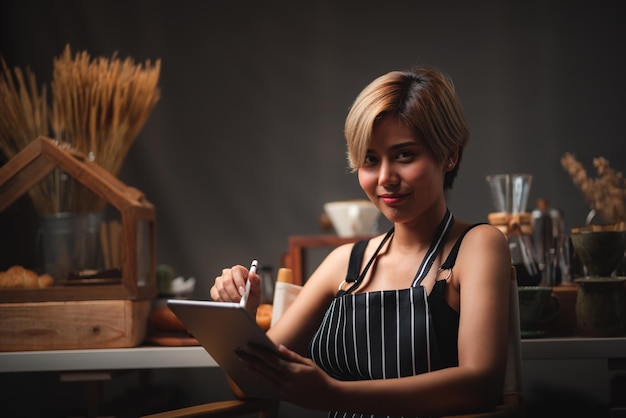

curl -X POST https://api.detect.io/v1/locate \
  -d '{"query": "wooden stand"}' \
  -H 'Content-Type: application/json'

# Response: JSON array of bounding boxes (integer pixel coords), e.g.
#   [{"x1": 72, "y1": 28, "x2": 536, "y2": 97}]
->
[
  {"x1": 282, "y1": 234, "x2": 374, "y2": 285},
  {"x1": 0, "y1": 136, "x2": 156, "y2": 301},
  {"x1": 0, "y1": 137, "x2": 157, "y2": 350}
]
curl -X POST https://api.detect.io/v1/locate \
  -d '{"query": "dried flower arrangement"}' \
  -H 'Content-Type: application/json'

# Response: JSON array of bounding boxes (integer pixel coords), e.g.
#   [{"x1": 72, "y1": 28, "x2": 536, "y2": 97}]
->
[
  {"x1": 0, "y1": 45, "x2": 160, "y2": 215},
  {"x1": 561, "y1": 152, "x2": 626, "y2": 225}
]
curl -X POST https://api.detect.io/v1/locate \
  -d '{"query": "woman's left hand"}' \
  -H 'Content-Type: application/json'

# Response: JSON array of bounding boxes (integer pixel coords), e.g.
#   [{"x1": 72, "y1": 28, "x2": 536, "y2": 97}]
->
[{"x1": 236, "y1": 343, "x2": 336, "y2": 409}]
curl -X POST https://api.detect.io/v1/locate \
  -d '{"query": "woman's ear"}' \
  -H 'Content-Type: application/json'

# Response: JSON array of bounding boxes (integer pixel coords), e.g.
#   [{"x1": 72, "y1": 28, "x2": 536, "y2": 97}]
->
[{"x1": 446, "y1": 148, "x2": 460, "y2": 171}]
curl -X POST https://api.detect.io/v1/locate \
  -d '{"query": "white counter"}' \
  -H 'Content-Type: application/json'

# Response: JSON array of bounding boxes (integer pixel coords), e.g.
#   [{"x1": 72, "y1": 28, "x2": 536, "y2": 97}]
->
[
  {"x1": 1, "y1": 337, "x2": 625, "y2": 373},
  {"x1": 0, "y1": 346, "x2": 216, "y2": 373}
]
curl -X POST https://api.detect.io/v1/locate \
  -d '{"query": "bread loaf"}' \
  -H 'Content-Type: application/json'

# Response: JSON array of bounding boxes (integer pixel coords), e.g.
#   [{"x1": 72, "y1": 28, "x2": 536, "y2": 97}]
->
[{"x1": 0, "y1": 266, "x2": 54, "y2": 289}]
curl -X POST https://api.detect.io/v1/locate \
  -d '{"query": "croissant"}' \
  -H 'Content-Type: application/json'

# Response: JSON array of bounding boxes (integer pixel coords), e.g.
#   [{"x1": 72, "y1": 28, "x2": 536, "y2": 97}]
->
[{"x1": 0, "y1": 266, "x2": 54, "y2": 289}]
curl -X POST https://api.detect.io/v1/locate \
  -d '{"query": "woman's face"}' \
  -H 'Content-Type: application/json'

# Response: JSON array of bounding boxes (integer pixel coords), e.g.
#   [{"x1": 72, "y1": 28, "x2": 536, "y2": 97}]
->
[{"x1": 357, "y1": 117, "x2": 448, "y2": 225}]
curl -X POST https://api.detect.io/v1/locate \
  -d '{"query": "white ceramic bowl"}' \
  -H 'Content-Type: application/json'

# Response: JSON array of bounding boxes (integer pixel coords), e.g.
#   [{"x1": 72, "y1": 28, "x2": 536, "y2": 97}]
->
[{"x1": 323, "y1": 200, "x2": 381, "y2": 237}]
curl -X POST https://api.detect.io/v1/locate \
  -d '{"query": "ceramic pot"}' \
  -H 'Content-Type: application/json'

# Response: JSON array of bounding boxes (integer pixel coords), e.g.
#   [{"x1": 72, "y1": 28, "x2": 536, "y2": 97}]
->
[
  {"x1": 575, "y1": 277, "x2": 626, "y2": 337},
  {"x1": 570, "y1": 228, "x2": 626, "y2": 277}
]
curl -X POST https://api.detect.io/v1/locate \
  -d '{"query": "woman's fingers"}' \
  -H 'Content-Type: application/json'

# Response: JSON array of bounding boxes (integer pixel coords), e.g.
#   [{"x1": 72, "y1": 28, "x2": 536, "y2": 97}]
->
[
  {"x1": 236, "y1": 344, "x2": 289, "y2": 388},
  {"x1": 211, "y1": 265, "x2": 251, "y2": 302},
  {"x1": 236, "y1": 343, "x2": 332, "y2": 407}
]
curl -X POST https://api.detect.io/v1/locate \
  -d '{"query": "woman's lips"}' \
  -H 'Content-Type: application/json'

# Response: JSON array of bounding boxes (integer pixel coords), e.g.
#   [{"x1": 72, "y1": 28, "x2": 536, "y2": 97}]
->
[{"x1": 379, "y1": 194, "x2": 408, "y2": 205}]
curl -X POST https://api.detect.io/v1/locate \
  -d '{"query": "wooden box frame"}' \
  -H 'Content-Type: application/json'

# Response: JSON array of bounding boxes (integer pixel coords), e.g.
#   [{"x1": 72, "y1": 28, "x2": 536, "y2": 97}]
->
[{"x1": 0, "y1": 136, "x2": 156, "y2": 302}]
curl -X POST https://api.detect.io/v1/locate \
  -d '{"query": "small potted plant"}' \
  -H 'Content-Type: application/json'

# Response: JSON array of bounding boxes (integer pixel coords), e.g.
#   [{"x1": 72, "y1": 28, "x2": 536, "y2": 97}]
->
[{"x1": 561, "y1": 153, "x2": 626, "y2": 337}]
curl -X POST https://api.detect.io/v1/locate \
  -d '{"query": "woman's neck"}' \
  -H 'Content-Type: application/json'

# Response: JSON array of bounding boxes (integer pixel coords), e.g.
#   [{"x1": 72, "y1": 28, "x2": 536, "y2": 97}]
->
[{"x1": 392, "y1": 205, "x2": 449, "y2": 250}]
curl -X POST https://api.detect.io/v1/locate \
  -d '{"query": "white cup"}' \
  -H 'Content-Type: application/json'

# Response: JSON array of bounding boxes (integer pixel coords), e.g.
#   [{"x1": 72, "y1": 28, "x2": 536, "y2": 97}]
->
[{"x1": 323, "y1": 200, "x2": 381, "y2": 237}]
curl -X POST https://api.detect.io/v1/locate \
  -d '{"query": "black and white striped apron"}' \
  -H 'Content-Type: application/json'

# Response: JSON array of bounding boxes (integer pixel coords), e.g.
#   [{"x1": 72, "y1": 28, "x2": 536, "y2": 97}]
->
[{"x1": 309, "y1": 210, "x2": 464, "y2": 418}]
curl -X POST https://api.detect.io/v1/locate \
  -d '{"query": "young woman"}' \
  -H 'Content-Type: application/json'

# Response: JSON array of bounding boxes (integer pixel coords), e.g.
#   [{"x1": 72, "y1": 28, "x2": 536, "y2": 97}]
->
[{"x1": 210, "y1": 67, "x2": 512, "y2": 417}]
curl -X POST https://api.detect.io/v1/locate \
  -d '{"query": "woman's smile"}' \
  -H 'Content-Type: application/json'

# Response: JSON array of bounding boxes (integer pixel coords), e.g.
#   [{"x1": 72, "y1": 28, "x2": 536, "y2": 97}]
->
[{"x1": 379, "y1": 192, "x2": 410, "y2": 206}]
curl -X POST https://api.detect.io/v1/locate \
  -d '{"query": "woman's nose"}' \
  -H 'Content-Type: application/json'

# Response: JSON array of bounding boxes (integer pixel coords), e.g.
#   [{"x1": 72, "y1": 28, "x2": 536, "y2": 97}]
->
[{"x1": 378, "y1": 160, "x2": 398, "y2": 186}]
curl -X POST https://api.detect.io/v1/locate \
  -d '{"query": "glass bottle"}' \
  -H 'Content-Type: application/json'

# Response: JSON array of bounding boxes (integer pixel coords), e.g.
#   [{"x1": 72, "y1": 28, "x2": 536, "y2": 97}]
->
[{"x1": 486, "y1": 174, "x2": 541, "y2": 286}]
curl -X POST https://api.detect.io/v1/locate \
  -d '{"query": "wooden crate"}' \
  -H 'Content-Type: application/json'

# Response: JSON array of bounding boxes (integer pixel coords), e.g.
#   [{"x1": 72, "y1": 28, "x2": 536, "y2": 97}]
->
[{"x1": 0, "y1": 299, "x2": 150, "y2": 351}]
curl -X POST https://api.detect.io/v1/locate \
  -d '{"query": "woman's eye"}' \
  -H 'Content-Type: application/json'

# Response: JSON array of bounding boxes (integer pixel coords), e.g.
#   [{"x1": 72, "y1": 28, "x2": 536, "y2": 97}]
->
[
  {"x1": 395, "y1": 150, "x2": 415, "y2": 161},
  {"x1": 363, "y1": 154, "x2": 378, "y2": 165}
]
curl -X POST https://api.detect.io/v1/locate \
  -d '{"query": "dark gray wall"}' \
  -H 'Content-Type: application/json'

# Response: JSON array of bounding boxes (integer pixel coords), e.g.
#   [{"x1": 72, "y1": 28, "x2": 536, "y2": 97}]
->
[{"x1": 2, "y1": 0, "x2": 625, "y2": 297}]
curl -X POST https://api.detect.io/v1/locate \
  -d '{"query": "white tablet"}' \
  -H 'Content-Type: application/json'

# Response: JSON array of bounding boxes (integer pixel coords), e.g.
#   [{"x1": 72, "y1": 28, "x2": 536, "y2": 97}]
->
[{"x1": 167, "y1": 298, "x2": 281, "y2": 400}]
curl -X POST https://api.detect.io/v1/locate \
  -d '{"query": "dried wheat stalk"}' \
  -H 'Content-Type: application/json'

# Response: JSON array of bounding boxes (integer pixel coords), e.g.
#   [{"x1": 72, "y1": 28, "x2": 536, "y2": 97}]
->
[
  {"x1": 0, "y1": 57, "x2": 61, "y2": 214},
  {"x1": 0, "y1": 58, "x2": 50, "y2": 155},
  {"x1": 561, "y1": 152, "x2": 626, "y2": 223}
]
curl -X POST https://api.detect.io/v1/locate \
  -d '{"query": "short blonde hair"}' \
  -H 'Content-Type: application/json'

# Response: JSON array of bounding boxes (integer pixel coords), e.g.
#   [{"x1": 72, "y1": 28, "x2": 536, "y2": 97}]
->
[{"x1": 344, "y1": 67, "x2": 469, "y2": 189}]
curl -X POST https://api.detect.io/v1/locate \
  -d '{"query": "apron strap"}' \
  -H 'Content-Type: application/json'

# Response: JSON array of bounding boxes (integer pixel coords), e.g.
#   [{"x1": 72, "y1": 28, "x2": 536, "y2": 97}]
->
[
  {"x1": 411, "y1": 209, "x2": 455, "y2": 287},
  {"x1": 440, "y1": 223, "x2": 487, "y2": 271},
  {"x1": 337, "y1": 227, "x2": 394, "y2": 296}
]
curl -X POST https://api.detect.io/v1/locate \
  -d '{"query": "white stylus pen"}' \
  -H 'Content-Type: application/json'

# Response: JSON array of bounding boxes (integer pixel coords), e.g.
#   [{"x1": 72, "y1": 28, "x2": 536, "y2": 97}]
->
[{"x1": 240, "y1": 259, "x2": 258, "y2": 308}]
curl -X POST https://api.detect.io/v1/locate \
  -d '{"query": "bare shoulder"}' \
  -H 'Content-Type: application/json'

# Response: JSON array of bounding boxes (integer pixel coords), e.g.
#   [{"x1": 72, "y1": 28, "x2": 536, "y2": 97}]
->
[
  {"x1": 460, "y1": 222, "x2": 509, "y2": 248},
  {"x1": 453, "y1": 222, "x2": 511, "y2": 284}
]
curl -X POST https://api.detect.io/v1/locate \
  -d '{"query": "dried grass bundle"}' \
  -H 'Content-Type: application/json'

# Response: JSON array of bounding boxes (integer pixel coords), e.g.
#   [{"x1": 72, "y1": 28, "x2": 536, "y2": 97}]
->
[
  {"x1": 0, "y1": 45, "x2": 161, "y2": 215},
  {"x1": 0, "y1": 58, "x2": 57, "y2": 213},
  {"x1": 561, "y1": 152, "x2": 626, "y2": 224},
  {"x1": 51, "y1": 45, "x2": 161, "y2": 176},
  {"x1": 0, "y1": 58, "x2": 50, "y2": 160}
]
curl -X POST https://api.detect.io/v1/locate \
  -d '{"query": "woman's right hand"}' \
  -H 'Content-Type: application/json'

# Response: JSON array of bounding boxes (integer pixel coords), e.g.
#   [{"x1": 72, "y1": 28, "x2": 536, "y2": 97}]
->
[{"x1": 210, "y1": 265, "x2": 262, "y2": 315}]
